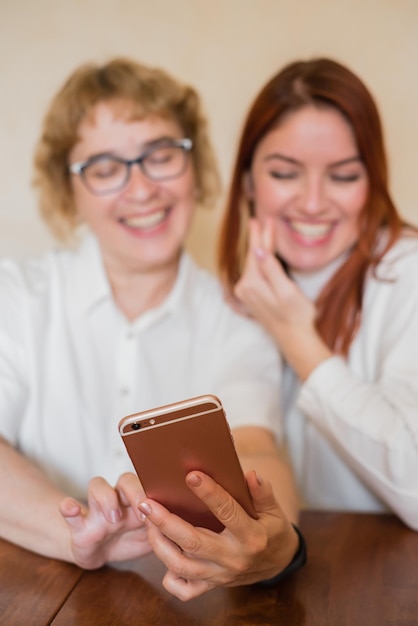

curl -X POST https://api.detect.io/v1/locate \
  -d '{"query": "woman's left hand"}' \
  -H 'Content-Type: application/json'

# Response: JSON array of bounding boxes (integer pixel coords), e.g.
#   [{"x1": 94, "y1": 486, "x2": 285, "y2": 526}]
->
[
  {"x1": 60, "y1": 472, "x2": 152, "y2": 569},
  {"x1": 136, "y1": 469, "x2": 299, "y2": 601}
]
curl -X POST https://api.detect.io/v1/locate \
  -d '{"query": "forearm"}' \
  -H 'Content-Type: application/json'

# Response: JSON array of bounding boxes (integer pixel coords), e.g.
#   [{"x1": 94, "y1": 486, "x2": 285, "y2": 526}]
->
[
  {"x1": 241, "y1": 451, "x2": 299, "y2": 525},
  {"x1": 234, "y1": 427, "x2": 300, "y2": 524},
  {"x1": 300, "y1": 357, "x2": 418, "y2": 528},
  {"x1": 0, "y1": 437, "x2": 73, "y2": 560},
  {"x1": 272, "y1": 323, "x2": 333, "y2": 382}
]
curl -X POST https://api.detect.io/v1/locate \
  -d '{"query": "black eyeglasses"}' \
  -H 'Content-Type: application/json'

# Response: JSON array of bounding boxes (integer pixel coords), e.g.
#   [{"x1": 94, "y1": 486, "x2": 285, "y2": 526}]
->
[{"x1": 69, "y1": 138, "x2": 193, "y2": 195}]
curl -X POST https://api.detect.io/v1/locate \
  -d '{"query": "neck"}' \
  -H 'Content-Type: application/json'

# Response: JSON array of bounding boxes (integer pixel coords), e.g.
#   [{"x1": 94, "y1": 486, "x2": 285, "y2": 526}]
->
[{"x1": 103, "y1": 255, "x2": 182, "y2": 322}]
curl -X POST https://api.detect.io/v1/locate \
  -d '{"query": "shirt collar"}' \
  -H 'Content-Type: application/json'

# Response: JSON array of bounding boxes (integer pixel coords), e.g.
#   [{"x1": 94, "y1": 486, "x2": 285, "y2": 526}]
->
[
  {"x1": 129, "y1": 249, "x2": 193, "y2": 331},
  {"x1": 69, "y1": 233, "x2": 195, "y2": 322},
  {"x1": 289, "y1": 251, "x2": 349, "y2": 301},
  {"x1": 70, "y1": 233, "x2": 112, "y2": 316}
]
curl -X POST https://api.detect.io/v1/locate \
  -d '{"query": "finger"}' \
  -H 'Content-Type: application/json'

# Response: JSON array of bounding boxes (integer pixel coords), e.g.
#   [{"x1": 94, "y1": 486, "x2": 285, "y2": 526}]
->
[
  {"x1": 144, "y1": 514, "x2": 215, "y2": 581},
  {"x1": 260, "y1": 217, "x2": 275, "y2": 254},
  {"x1": 235, "y1": 256, "x2": 278, "y2": 315},
  {"x1": 87, "y1": 476, "x2": 122, "y2": 524},
  {"x1": 256, "y1": 251, "x2": 295, "y2": 299},
  {"x1": 59, "y1": 497, "x2": 86, "y2": 531},
  {"x1": 245, "y1": 470, "x2": 284, "y2": 517},
  {"x1": 246, "y1": 218, "x2": 264, "y2": 270},
  {"x1": 115, "y1": 472, "x2": 145, "y2": 508},
  {"x1": 138, "y1": 498, "x2": 215, "y2": 554},
  {"x1": 185, "y1": 471, "x2": 256, "y2": 540},
  {"x1": 238, "y1": 218, "x2": 262, "y2": 279},
  {"x1": 162, "y1": 570, "x2": 211, "y2": 602},
  {"x1": 234, "y1": 218, "x2": 272, "y2": 310}
]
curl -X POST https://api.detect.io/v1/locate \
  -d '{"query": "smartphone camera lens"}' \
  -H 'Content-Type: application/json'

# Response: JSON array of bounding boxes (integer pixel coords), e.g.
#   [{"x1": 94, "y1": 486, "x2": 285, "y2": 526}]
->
[{"x1": 131, "y1": 423, "x2": 141, "y2": 430}]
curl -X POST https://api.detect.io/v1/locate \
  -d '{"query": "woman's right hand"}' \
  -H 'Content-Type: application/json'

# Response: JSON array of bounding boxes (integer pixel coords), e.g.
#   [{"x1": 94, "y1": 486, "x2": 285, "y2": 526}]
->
[
  {"x1": 60, "y1": 472, "x2": 152, "y2": 569},
  {"x1": 135, "y1": 468, "x2": 299, "y2": 601},
  {"x1": 234, "y1": 218, "x2": 332, "y2": 380}
]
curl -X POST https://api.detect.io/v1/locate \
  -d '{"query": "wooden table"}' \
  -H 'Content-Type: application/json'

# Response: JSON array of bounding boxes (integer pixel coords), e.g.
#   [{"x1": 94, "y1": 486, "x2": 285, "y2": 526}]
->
[{"x1": 1, "y1": 511, "x2": 417, "y2": 625}]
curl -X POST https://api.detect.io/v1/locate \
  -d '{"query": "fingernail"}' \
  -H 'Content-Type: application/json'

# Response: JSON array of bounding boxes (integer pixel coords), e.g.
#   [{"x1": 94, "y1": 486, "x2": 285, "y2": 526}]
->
[
  {"x1": 254, "y1": 247, "x2": 266, "y2": 259},
  {"x1": 109, "y1": 508, "x2": 122, "y2": 523},
  {"x1": 255, "y1": 471, "x2": 263, "y2": 486},
  {"x1": 186, "y1": 473, "x2": 202, "y2": 487},
  {"x1": 138, "y1": 501, "x2": 152, "y2": 516}
]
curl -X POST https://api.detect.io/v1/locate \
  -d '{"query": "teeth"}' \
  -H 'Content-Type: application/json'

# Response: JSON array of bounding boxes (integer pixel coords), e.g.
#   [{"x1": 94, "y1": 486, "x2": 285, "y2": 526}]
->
[
  {"x1": 290, "y1": 220, "x2": 332, "y2": 238},
  {"x1": 124, "y1": 211, "x2": 166, "y2": 229}
]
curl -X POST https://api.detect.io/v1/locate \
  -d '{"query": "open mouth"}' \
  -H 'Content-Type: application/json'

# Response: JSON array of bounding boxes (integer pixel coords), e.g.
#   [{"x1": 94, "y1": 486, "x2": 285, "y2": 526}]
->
[
  {"x1": 288, "y1": 220, "x2": 334, "y2": 239},
  {"x1": 121, "y1": 209, "x2": 169, "y2": 230}
]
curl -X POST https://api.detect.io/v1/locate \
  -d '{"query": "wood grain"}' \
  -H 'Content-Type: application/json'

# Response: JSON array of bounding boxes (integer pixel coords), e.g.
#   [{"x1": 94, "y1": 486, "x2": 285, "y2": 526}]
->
[{"x1": 1, "y1": 512, "x2": 417, "y2": 625}]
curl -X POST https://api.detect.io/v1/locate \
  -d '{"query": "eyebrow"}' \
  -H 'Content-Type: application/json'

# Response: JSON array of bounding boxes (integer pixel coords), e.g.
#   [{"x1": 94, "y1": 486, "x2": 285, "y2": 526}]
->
[
  {"x1": 263, "y1": 153, "x2": 362, "y2": 167},
  {"x1": 81, "y1": 136, "x2": 181, "y2": 163}
]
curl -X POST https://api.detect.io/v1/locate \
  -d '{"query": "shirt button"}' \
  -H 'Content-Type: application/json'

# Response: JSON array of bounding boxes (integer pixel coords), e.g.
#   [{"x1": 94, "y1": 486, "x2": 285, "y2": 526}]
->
[
  {"x1": 126, "y1": 331, "x2": 134, "y2": 340},
  {"x1": 120, "y1": 387, "x2": 130, "y2": 396}
]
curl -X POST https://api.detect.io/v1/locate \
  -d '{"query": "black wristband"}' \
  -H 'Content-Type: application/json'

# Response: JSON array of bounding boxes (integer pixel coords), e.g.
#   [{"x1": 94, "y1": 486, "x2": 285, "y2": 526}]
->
[{"x1": 256, "y1": 524, "x2": 307, "y2": 588}]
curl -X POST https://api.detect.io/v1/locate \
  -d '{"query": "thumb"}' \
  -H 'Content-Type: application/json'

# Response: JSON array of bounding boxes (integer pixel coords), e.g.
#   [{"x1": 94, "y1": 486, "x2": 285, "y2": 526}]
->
[
  {"x1": 59, "y1": 497, "x2": 86, "y2": 532},
  {"x1": 246, "y1": 470, "x2": 283, "y2": 517}
]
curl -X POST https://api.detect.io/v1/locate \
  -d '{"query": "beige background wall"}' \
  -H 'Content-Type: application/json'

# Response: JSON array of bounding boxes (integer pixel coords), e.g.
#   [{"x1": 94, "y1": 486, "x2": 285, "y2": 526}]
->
[{"x1": 1, "y1": 0, "x2": 417, "y2": 270}]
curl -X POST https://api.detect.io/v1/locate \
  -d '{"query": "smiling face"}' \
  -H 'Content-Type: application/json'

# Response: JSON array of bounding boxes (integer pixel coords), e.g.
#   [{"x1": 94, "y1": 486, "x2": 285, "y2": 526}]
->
[
  {"x1": 247, "y1": 105, "x2": 369, "y2": 273},
  {"x1": 69, "y1": 102, "x2": 196, "y2": 277}
]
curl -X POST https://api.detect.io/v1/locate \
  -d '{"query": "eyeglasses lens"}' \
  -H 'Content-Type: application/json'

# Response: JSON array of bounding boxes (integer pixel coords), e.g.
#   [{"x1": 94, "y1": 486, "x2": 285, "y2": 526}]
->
[{"x1": 83, "y1": 145, "x2": 188, "y2": 194}]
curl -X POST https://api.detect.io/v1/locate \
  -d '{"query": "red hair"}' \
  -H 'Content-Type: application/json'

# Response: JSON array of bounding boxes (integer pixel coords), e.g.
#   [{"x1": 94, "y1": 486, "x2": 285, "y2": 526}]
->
[{"x1": 218, "y1": 58, "x2": 404, "y2": 355}]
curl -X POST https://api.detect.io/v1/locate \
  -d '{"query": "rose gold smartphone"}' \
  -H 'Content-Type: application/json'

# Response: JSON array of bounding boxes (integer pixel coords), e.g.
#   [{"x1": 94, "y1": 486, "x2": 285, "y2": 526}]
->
[{"x1": 118, "y1": 394, "x2": 257, "y2": 532}]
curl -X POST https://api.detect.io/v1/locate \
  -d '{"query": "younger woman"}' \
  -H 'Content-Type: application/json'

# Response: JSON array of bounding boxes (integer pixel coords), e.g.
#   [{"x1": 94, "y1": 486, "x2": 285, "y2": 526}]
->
[{"x1": 219, "y1": 57, "x2": 418, "y2": 529}]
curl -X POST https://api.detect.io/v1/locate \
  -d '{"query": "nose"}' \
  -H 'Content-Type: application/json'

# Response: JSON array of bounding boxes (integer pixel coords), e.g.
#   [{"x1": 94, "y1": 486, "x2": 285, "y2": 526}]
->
[
  {"x1": 299, "y1": 175, "x2": 325, "y2": 215},
  {"x1": 124, "y1": 163, "x2": 158, "y2": 201}
]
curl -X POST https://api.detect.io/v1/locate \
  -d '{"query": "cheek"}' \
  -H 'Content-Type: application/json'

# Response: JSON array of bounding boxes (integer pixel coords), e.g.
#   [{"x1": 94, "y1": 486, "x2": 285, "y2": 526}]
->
[
  {"x1": 340, "y1": 181, "x2": 369, "y2": 217},
  {"x1": 174, "y1": 173, "x2": 196, "y2": 213},
  {"x1": 253, "y1": 180, "x2": 291, "y2": 218},
  {"x1": 72, "y1": 190, "x2": 90, "y2": 222},
  {"x1": 72, "y1": 185, "x2": 113, "y2": 225},
  {"x1": 71, "y1": 181, "x2": 96, "y2": 217}
]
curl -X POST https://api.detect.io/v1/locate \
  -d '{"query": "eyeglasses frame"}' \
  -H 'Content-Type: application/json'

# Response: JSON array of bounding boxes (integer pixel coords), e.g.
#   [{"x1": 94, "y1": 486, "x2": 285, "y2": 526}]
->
[{"x1": 69, "y1": 137, "x2": 193, "y2": 194}]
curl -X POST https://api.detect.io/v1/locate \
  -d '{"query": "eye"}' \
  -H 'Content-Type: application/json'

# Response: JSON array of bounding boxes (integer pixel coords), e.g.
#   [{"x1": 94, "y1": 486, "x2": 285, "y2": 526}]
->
[
  {"x1": 147, "y1": 147, "x2": 177, "y2": 165},
  {"x1": 87, "y1": 158, "x2": 124, "y2": 179},
  {"x1": 330, "y1": 173, "x2": 362, "y2": 183},
  {"x1": 269, "y1": 170, "x2": 298, "y2": 180}
]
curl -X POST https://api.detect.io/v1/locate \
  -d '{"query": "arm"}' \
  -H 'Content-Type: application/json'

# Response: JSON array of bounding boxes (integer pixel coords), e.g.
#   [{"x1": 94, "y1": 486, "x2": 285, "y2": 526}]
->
[
  {"x1": 236, "y1": 221, "x2": 418, "y2": 528},
  {"x1": 0, "y1": 436, "x2": 73, "y2": 560},
  {"x1": 299, "y1": 351, "x2": 418, "y2": 529},
  {"x1": 0, "y1": 437, "x2": 151, "y2": 566},
  {"x1": 232, "y1": 425, "x2": 299, "y2": 525},
  {"x1": 0, "y1": 262, "x2": 151, "y2": 565}
]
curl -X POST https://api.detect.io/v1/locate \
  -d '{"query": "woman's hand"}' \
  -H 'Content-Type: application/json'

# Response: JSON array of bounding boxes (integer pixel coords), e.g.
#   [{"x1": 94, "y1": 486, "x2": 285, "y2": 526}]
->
[
  {"x1": 235, "y1": 218, "x2": 332, "y2": 380},
  {"x1": 136, "y1": 469, "x2": 299, "y2": 601},
  {"x1": 235, "y1": 218, "x2": 316, "y2": 337},
  {"x1": 59, "y1": 472, "x2": 152, "y2": 569}
]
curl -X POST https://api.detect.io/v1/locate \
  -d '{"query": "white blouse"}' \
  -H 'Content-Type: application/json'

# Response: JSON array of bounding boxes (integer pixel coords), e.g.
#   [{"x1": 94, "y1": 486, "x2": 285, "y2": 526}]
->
[
  {"x1": 0, "y1": 234, "x2": 281, "y2": 499},
  {"x1": 282, "y1": 235, "x2": 418, "y2": 529}
]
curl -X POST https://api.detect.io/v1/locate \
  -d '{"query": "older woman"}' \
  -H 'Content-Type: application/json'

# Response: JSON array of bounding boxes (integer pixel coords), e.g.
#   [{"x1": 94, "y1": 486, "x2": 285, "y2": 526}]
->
[{"x1": 0, "y1": 58, "x2": 301, "y2": 601}]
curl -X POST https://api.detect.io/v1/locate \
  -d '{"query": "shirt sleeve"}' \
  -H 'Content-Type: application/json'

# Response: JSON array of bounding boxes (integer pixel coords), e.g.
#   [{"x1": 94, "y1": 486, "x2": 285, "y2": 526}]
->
[
  {"x1": 209, "y1": 304, "x2": 283, "y2": 440},
  {"x1": 297, "y1": 249, "x2": 418, "y2": 529}
]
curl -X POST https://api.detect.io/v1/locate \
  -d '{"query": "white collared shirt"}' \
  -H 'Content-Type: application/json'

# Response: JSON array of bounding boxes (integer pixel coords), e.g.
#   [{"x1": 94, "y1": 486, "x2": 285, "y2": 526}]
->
[{"x1": 0, "y1": 235, "x2": 281, "y2": 499}]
